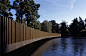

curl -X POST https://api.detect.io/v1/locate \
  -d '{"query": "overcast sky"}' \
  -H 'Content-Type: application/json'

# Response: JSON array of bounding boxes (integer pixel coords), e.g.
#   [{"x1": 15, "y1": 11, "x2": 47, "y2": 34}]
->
[{"x1": 9, "y1": 0, "x2": 86, "y2": 25}]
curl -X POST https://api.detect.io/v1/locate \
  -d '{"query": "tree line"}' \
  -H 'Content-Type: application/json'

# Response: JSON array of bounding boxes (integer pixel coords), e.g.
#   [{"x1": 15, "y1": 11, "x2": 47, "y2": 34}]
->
[
  {"x1": 41, "y1": 17, "x2": 86, "y2": 37},
  {"x1": 60, "y1": 17, "x2": 86, "y2": 36},
  {"x1": 0, "y1": 0, "x2": 86, "y2": 36},
  {"x1": 38, "y1": 16, "x2": 86, "y2": 37}
]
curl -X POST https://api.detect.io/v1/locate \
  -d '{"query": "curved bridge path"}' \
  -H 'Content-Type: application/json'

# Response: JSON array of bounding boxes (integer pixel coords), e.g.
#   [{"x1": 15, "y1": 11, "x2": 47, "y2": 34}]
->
[{"x1": 3, "y1": 36, "x2": 61, "y2": 56}]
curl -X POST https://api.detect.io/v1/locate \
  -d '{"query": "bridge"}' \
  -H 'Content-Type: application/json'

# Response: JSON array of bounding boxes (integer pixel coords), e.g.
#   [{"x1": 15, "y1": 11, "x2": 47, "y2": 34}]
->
[{"x1": 0, "y1": 16, "x2": 61, "y2": 56}]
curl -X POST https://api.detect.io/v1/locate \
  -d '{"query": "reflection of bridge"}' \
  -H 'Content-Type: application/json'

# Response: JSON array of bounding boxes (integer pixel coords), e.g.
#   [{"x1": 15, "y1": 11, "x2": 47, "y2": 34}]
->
[{"x1": 0, "y1": 16, "x2": 61, "y2": 56}]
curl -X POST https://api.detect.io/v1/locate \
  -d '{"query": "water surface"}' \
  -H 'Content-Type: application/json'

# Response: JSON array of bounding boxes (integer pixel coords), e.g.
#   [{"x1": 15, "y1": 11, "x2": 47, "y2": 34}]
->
[{"x1": 32, "y1": 37, "x2": 86, "y2": 56}]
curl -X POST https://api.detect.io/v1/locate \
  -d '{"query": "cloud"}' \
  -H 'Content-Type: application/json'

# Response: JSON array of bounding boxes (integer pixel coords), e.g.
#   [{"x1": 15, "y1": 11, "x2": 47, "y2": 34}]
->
[
  {"x1": 44, "y1": 0, "x2": 59, "y2": 7},
  {"x1": 71, "y1": 0, "x2": 77, "y2": 10},
  {"x1": 44, "y1": 0, "x2": 70, "y2": 9},
  {"x1": 44, "y1": 0, "x2": 58, "y2": 3}
]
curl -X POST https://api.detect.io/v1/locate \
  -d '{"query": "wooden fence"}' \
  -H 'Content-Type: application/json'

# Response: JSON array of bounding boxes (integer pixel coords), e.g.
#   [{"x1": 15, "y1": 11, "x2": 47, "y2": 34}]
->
[
  {"x1": 0, "y1": 15, "x2": 61, "y2": 46},
  {"x1": 0, "y1": 15, "x2": 61, "y2": 55}
]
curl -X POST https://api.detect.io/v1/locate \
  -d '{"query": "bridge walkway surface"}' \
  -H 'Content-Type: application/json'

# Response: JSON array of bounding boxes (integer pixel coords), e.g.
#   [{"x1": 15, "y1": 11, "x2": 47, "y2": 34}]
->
[{"x1": 3, "y1": 36, "x2": 61, "y2": 56}]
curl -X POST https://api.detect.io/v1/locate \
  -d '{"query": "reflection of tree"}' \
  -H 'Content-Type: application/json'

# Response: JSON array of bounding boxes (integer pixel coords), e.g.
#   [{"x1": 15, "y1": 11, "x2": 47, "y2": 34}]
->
[
  {"x1": 80, "y1": 46, "x2": 84, "y2": 56},
  {"x1": 73, "y1": 45, "x2": 84, "y2": 56},
  {"x1": 50, "y1": 42, "x2": 57, "y2": 51},
  {"x1": 73, "y1": 46, "x2": 79, "y2": 56},
  {"x1": 79, "y1": 40, "x2": 84, "y2": 56},
  {"x1": 60, "y1": 38, "x2": 86, "y2": 56},
  {"x1": 72, "y1": 39, "x2": 85, "y2": 56},
  {"x1": 61, "y1": 38, "x2": 67, "y2": 52}
]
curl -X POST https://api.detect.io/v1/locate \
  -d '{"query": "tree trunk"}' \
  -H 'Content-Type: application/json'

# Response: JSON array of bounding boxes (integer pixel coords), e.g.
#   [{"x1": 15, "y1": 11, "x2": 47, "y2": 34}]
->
[
  {"x1": 21, "y1": 16, "x2": 22, "y2": 24},
  {"x1": 27, "y1": 19, "x2": 30, "y2": 26}
]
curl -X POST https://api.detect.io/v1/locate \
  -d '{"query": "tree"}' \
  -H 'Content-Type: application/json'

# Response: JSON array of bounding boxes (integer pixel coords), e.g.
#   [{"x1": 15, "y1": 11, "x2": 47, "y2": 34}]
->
[
  {"x1": 49, "y1": 20, "x2": 60, "y2": 33},
  {"x1": 0, "y1": 0, "x2": 13, "y2": 18},
  {"x1": 79, "y1": 16, "x2": 85, "y2": 30},
  {"x1": 13, "y1": 0, "x2": 26, "y2": 23},
  {"x1": 13, "y1": 0, "x2": 40, "y2": 24},
  {"x1": 28, "y1": 18, "x2": 41, "y2": 30},
  {"x1": 24, "y1": 0, "x2": 40, "y2": 26},
  {"x1": 49, "y1": 20, "x2": 56, "y2": 33},
  {"x1": 69, "y1": 17, "x2": 85, "y2": 36},
  {"x1": 41, "y1": 20, "x2": 52, "y2": 33},
  {"x1": 55, "y1": 23, "x2": 60, "y2": 33},
  {"x1": 84, "y1": 18, "x2": 86, "y2": 29},
  {"x1": 69, "y1": 18, "x2": 79, "y2": 36},
  {"x1": 36, "y1": 21, "x2": 41, "y2": 30},
  {"x1": 48, "y1": 22, "x2": 52, "y2": 33},
  {"x1": 60, "y1": 21, "x2": 69, "y2": 36},
  {"x1": 22, "y1": 18, "x2": 27, "y2": 26}
]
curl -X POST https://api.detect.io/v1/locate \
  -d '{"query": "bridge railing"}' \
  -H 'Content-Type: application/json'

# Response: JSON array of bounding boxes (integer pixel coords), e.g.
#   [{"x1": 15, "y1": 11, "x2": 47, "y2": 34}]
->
[{"x1": 0, "y1": 15, "x2": 61, "y2": 55}]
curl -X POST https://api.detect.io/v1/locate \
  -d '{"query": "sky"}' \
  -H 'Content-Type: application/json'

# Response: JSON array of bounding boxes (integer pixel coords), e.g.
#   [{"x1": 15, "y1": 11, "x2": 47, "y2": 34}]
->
[{"x1": 9, "y1": 0, "x2": 86, "y2": 25}]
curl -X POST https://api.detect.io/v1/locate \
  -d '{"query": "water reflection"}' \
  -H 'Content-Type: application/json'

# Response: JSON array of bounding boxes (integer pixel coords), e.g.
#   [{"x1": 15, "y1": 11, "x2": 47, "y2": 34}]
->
[{"x1": 32, "y1": 37, "x2": 86, "y2": 56}]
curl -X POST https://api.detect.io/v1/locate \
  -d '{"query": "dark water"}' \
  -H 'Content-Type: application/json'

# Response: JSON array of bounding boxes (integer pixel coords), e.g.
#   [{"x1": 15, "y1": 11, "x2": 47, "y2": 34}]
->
[{"x1": 32, "y1": 37, "x2": 86, "y2": 56}]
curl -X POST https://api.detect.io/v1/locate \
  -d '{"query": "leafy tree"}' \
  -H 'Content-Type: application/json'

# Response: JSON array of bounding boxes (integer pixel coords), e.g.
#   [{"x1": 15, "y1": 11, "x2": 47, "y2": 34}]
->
[
  {"x1": 49, "y1": 20, "x2": 56, "y2": 33},
  {"x1": 36, "y1": 21, "x2": 41, "y2": 30},
  {"x1": 78, "y1": 17, "x2": 85, "y2": 36},
  {"x1": 22, "y1": 18, "x2": 27, "y2": 26},
  {"x1": 0, "y1": 0, "x2": 13, "y2": 18},
  {"x1": 69, "y1": 17, "x2": 85, "y2": 36},
  {"x1": 13, "y1": 0, "x2": 26, "y2": 23},
  {"x1": 28, "y1": 18, "x2": 41, "y2": 30},
  {"x1": 16, "y1": 15, "x2": 21, "y2": 23},
  {"x1": 13, "y1": 0, "x2": 40, "y2": 24},
  {"x1": 24, "y1": 0, "x2": 40, "y2": 26},
  {"x1": 84, "y1": 18, "x2": 86, "y2": 29},
  {"x1": 79, "y1": 16, "x2": 85, "y2": 30},
  {"x1": 41, "y1": 20, "x2": 52, "y2": 33},
  {"x1": 60, "y1": 21, "x2": 69, "y2": 36},
  {"x1": 49, "y1": 20, "x2": 60, "y2": 33},
  {"x1": 48, "y1": 22, "x2": 52, "y2": 33},
  {"x1": 69, "y1": 18, "x2": 79, "y2": 36},
  {"x1": 55, "y1": 23, "x2": 60, "y2": 33}
]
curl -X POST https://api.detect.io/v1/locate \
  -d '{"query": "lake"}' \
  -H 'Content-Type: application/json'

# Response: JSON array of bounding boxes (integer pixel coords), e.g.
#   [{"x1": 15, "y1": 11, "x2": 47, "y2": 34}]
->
[{"x1": 32, "y1": 37, "x2": 86, "y2": 56}]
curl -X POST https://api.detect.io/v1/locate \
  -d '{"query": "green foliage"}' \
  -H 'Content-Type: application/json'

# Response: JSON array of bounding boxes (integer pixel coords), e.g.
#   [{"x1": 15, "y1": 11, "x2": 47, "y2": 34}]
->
[
  {"x1": 79, "y1": 29, "x2": 86, "y2": 36},
  {"x1": 69, "y1": 18, "x2": 79, "y2": 36},
  {"x1": 25, "y1": 0, "x2": 40, "y2": 26},
  {"x1": 16, "y1": 15, "x2": 21, "y2": 23},
  {"x1": 13, "y1": 0, "x2": 40, "y2": 24},
  {"x1": 60, "y1": 21, "x2": 69, "y2": 36},
  {"x1": 0, "y1": 0, "x2": 13, "y2": 17},
  {"x1": 36, "y1": 21, "x2": 41, "y2": 30},
  {"x1": 11, "y1": 0, "x2": 40, "y2": 30},
  {"x1": 49, "y1": 20, "x2": 60, "y2": 33},
  {"x1": 56, "y1": 23, "x2": 60, "y2": 33},
  {"x1": 69, "y1": 17, "x2": 85, "y2": 36},
  {"x1": 80, "y1": 29, "x2": 86, "y2": 32},
  {"x1": 28, "y1": 18, "x2": 41, "y2": 30},
  {"x1": 13, "y1": 0, "x2": 25, "y2": 23},
  {"x1": 41, "y1": 20, "x2": 52, "y2": 33},
  {"x1": 79, "y1": 16, "x2": 85, "y2": 30}
]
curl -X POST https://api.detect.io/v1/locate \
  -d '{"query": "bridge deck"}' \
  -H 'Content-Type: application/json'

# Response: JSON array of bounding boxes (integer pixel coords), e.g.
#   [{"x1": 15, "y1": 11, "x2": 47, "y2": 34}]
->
[{"x1": 1, "y1": 36, "x2": 61, "y2": 56}]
